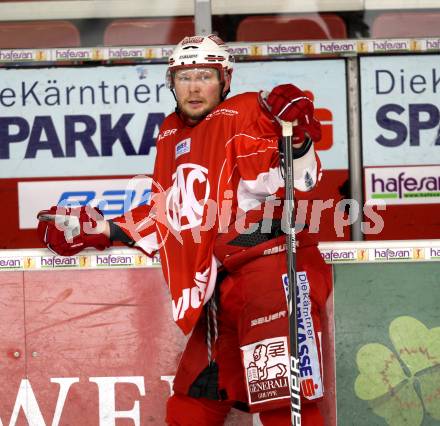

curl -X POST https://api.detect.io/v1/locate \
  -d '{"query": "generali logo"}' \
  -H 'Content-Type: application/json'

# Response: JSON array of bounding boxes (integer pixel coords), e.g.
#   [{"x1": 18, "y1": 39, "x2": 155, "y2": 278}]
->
[{"x1": 241, "y1": 337, "x2": 290, "y2": 405}]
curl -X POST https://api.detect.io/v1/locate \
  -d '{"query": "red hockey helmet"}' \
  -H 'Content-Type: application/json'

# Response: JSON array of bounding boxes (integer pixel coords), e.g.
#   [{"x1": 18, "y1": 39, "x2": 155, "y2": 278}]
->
[{"x1": 167, "y1": 34, "x2": 234, "y2": 96}]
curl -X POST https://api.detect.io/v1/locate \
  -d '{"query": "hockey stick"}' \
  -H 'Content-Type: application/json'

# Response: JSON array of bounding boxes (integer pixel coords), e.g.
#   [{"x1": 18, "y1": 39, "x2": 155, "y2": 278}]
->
[{"x1": 281, "y1": 119, "x2": 301, "y2": 426}]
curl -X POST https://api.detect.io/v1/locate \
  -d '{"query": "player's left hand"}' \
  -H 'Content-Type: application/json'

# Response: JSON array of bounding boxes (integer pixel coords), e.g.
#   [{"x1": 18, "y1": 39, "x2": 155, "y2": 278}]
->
[
  {"x1": 260, "y1": 84, "x2": 321, "y2": 143},
  {"x1": 37, "y1": 205, "x2": 110, "y2": 256}
]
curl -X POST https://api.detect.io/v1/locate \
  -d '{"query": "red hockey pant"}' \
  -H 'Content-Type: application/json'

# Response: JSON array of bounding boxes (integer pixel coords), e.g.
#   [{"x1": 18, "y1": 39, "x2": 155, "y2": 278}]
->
[
  {"x1": 169, "y1": 246, "x2": 331, "y2": 425},
  {"x1": 166, "y1": 393, "x2": 323, "y2": 425}
]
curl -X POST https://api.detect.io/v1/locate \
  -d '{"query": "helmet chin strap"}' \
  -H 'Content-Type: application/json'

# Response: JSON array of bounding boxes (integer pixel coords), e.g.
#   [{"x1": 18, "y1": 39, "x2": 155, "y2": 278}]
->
[
  {"x1": 221, "y1": 83, "x2": 230, "y2": 100},
  {"x1": 221, "y1": 69, "x2": 233, "y2": 100},
  {"x1": 170, "y1": 88, "x2": 178, "y2": 103}
]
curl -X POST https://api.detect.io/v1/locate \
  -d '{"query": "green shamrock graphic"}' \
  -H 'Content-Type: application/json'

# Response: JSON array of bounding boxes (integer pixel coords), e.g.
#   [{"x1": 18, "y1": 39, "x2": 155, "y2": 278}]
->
[{"x1": 354, "y1": 316, "x2": 440, "y2": 425}]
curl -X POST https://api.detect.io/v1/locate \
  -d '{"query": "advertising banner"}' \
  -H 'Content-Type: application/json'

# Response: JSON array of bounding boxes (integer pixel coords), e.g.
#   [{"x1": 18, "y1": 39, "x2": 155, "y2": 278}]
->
[
  {"x1": 361, "y1": 55, "x2": 440, "y2": 167},
  {"x1": 231, "y1": 60, "x2": 350, "y2": 241},
  {"x1": 0, "y1": 60, "x2": 347, "y2": 179},
  {"x1": 0, "y1": 64, "x2": 173, "y2": 178},
  {"x1": 233, "y1": 60, "x2": 348, "y2": 170},
  {"x1": 365, "y1": 165, "x2": 440, "y2": 205},
  {"x1": 18, "y1": 177, "x2": 151, "y2": 229},
  {"x1": 360, "y1": 55, "x2": 440, "y2": 239}
]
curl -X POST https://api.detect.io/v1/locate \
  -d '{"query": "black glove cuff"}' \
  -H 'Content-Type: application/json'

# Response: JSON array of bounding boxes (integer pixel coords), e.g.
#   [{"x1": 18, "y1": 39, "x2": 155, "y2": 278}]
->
[
  {"x1": 292, "y1": 137, "x2": 313, "y2": 159},
  {"x1": 108, "y1": 220, "x2": 135, "y2": 245},
  {"x1": 278, "y1": 137, "x2": 313, "y2": 171}
]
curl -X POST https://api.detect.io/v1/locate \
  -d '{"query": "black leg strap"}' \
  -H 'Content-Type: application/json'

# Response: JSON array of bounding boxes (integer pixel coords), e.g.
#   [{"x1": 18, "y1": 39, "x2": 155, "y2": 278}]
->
[{"x1": 188, "y1": 361, "x2": 225, "y2": 400}]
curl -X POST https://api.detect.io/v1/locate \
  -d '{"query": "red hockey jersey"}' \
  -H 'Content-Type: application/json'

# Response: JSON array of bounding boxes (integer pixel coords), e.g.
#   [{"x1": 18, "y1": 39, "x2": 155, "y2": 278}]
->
[{"x1": 113, "y1": 92, "x2": 320, "y2": 335}]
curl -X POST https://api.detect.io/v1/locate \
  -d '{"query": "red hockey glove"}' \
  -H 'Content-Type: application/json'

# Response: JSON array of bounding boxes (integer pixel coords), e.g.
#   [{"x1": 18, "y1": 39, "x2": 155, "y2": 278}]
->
[
  {"x1": 292, "y1": 114, "x2": 322, "y2": 144},
  {"x1": 266, "y1": 84, "x2": 313, "y2": 122},
  {"x1": 37, "y1": 205, "x2": 111, "y2": 256},
  {"x1": 263, "y1": 84, "x2": 321, "y2": 142}
]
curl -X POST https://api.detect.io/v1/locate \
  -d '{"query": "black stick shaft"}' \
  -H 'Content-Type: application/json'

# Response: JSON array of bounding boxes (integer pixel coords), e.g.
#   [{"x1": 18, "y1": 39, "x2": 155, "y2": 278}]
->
[{"x1": 281, "y1": 120, "x2": 301, "y2": 426}]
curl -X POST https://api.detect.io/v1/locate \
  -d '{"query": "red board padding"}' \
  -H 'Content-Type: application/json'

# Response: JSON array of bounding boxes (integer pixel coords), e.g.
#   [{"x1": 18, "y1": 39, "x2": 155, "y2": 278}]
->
[
  {"x1": 0, "y1": 267, "x2": 336, "y2": 425},
  {"x1": 0, "y1": 178, "x2": 48, "y2": 249},
  {"x1": 364, "y1": 204, "x2": 440, "y2": 240},
  {"x1": 0, "y1": 271, "x2": 26, "y2": 421},
  {"x1": 0, "y1": 268, "x2": 183, "y2": 425}
]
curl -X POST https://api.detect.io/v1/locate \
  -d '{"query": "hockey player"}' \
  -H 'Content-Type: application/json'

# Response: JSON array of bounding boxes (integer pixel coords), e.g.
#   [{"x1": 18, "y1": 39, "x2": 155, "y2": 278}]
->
[{"x1": 37, "y1": 35, "x2": 332, "y2": 425}]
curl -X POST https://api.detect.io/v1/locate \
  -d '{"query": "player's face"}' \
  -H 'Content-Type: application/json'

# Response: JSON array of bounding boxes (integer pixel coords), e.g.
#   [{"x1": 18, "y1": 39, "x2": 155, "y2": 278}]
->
[{"x1": 174, "y1": 67, "x2": 222, "y2": 124}]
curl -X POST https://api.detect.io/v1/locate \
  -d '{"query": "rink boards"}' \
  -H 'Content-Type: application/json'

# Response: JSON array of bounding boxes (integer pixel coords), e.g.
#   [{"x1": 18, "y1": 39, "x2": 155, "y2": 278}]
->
[{"x1": 0, "y1": 242, "x2": 439, "y2": 425}]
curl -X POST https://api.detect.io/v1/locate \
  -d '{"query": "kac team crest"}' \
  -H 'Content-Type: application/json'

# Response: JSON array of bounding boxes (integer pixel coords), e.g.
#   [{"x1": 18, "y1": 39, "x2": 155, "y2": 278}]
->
[{"x1": 166, "y1": 163, "x2": 210, "y2": 231}]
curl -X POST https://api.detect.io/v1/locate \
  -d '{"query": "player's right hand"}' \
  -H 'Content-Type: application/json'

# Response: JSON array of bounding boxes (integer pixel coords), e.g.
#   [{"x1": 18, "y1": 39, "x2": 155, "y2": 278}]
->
[
  {"x1": 265, "y1": 84, "x2": 313, "y2": 123},
  {"x1": 260, "y1": 84, "x2": 321, "y2": 143},
  {"x1": 37, "y1": 205, "x2": 111, "y2": 256}
]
